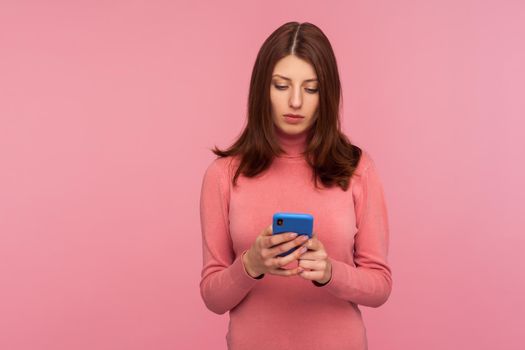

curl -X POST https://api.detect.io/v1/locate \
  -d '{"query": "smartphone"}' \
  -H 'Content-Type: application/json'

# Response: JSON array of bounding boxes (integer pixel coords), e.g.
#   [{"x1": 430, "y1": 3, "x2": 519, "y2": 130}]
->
[{"x1": 272, "y1": 212, "x2": 314, "y2": 257}]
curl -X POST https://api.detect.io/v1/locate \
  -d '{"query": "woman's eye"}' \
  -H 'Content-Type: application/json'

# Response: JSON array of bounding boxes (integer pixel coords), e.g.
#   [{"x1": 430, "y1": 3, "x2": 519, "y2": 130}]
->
[{"x1": 274, "y1": 85, "x2": 318, "y2": 94}]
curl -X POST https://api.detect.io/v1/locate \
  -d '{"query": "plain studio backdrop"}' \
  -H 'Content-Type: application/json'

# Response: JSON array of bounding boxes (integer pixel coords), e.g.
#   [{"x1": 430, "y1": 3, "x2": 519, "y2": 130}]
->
[{"x1": 0, "y1": 1, "x2": 524, "y2": 349}]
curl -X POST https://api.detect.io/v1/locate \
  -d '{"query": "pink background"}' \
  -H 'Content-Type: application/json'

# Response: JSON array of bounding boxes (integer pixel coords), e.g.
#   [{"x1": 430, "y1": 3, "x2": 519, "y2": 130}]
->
[{"x1": 1, "y1": 1, "x2": 524, "y2": 349}]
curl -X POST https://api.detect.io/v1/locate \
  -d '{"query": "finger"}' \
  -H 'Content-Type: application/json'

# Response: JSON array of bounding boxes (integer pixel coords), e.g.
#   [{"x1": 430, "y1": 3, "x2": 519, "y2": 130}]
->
[
  {"x1": 305, "y1": 235, "x2": 323, "y2": 251},
  {"x1": 297, "y1": 251, "x2": 313, "y2": 260},
  {"x1": 260, "y1": 224, "x2": 279, "y2": 246},
  {"x1": 266, "y1": 244, "x2": 308, "y2": 268},
  {"x1": 296, "y1": 250, "x2": 324, "y2": 260},
  {"x1": 265, "y1": 235, "x2": 308, "y2": 257},
  {"x1": 298, "y1": 259, "x2": 326, "y2": 271},
  {"x1": 263, "y1": 231, "x2": 297, "y2": 248},
  {"x1": 298, "y1": 270, "x2": 325, "y2": 280},
  {"x1": 268, "y1": 266, "x2": 303, "y2": 277},
  {"x1": 262, "y1": 224, "x2": 273, "y2": 236}
]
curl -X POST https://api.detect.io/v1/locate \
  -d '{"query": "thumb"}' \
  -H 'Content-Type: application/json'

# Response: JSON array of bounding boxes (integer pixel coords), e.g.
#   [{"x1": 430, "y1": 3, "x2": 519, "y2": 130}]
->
[{"x1": 263, "y1": 224, "x2": 273, "y2": 236}]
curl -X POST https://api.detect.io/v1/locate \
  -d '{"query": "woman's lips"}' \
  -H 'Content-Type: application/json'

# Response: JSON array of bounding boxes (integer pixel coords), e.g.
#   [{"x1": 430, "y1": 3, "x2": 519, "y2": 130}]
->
[{"x1": 284, "y1": 114, "x2": 304, "y2": 124}]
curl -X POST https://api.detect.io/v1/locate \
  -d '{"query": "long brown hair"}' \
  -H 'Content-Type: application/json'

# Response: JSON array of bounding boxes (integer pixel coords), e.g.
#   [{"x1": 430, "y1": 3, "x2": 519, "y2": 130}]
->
[{"x1": 211, "y1": 21, "x2": 362, "y2": 191}]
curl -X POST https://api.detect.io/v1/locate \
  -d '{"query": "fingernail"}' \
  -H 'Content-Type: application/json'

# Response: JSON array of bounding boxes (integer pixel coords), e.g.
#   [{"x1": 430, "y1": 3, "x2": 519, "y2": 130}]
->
[
  {"x1": 290, "y1": 233, "x2": 297, "y2": 238},
  {"x1": 300, "y1": 246, "x2": 307, "y2": 253}
]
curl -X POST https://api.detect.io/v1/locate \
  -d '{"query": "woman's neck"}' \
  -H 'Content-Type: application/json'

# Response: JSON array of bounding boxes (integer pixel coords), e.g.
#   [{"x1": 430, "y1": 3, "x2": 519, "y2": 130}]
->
[{"x1": 274, "y1": 125, "x2": 308, "y2": 158}]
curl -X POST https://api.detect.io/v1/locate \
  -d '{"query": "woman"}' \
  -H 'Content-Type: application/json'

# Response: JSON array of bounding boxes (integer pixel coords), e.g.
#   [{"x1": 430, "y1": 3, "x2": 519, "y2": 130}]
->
[{"x1": 199, "y1": 21, "x2": 392, "y2": 350}]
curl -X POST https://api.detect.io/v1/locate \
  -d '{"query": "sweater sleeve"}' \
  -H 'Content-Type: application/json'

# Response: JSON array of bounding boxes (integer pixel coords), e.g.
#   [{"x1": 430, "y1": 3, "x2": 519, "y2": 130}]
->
[
  {"x1": 317, "y1": 153, "x2": 393, "y2": 308},
  {"x1": 199, "y1": 158, "x2": 261, "y2": 315}
]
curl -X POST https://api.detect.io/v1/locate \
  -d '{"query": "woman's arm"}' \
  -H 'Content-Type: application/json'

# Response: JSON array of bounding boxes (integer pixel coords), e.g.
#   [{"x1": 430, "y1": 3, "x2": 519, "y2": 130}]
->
[
  {"x1": 199, "y1": 158, "x2": 260, "y2": 315},
  {"x1": 315, "y1": 154, "x2": 393, "y2": 308}
]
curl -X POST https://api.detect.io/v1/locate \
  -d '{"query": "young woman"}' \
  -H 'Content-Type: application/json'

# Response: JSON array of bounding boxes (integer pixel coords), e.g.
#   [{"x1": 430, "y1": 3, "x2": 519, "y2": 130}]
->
[{"x1": 199, "y1": 21, "x2": 392, "y2": 350}]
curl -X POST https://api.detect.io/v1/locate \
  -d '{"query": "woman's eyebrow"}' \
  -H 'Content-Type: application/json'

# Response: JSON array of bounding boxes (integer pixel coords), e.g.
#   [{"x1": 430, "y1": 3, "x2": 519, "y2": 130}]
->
[{"x1": 272, "y1": 74, "x2": 318, "y2": 82}]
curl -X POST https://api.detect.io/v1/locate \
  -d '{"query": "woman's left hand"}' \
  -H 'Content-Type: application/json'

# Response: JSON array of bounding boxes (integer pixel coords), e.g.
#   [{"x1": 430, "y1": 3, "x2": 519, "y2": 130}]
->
[{"x1": 297, "y1": 232, "x2": 332, "y2": 285}]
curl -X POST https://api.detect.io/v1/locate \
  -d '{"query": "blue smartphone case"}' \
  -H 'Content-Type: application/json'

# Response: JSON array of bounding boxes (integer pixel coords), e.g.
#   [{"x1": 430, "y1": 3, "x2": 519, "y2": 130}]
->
[{"x1": 272, "y1": 212, "x2": 314, "y2": 257}]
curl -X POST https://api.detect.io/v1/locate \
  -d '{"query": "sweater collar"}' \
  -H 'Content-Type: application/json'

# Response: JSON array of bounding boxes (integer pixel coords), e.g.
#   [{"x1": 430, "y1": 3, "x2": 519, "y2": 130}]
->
[{"x1": 274, "y1": 125, "x2": 308, "y2": 159}]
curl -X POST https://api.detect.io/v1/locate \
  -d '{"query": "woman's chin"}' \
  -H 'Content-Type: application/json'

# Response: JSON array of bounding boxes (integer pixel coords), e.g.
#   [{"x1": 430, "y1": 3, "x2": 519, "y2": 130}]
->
[{"x1": 275, "y1": 122, "x2": 309, "y2": 135}]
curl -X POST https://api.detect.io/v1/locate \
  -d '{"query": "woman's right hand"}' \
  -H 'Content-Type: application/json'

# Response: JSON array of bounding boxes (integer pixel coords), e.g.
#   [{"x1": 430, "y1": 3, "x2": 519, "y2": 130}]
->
[{"x1": 242, "y1": 224, "x2": 309, "y2": 278}]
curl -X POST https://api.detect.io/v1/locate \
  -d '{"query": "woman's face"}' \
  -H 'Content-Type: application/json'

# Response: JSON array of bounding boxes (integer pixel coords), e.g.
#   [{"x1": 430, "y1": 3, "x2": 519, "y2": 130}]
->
[{"x1": 270, "y1": 55, "x2": 319, "y2": 135}]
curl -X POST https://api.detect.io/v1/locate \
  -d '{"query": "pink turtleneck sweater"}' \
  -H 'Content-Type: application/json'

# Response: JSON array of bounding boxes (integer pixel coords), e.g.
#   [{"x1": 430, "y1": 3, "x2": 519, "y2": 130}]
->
[{"x1": 199, "y1": 127, "x2": 392, "y2": 350}]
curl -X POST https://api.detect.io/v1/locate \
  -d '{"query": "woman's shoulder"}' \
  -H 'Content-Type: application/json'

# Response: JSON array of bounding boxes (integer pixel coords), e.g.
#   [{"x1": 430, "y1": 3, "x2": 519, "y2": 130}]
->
[
  {"x1": 349, "y1": 148, "x2": 383, "y2": 201},
  {"x1": 203, "y1": 155, "x2": 240, "y2": 182},
  {"x1": 353, "y1": 147, "x2": 375, "y2": 177},
  {"x1": 207, "y1": 154, "x2": 241, "y2": 169}
]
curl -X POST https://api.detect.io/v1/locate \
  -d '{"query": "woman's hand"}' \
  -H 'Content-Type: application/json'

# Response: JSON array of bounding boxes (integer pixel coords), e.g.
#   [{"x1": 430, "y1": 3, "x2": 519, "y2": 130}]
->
[
  {"x1": 243, "y1": 224, "x2": 309, "y2": 277},
  {"x1": 297, "y1": 232, "x2": 332, "y2": 285}
]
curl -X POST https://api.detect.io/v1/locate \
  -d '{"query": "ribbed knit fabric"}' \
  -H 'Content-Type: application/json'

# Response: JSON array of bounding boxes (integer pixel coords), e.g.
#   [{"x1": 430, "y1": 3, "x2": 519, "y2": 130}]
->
[{"x1": 199, "y1": 127, "x2": 392, "y2": 350}]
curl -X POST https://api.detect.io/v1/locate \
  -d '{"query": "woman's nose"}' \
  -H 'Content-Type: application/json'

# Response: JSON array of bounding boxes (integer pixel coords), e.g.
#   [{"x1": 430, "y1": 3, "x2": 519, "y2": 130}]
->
[{"x1": 289, "y1": 88, "x2": 302, "y2": 108}]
